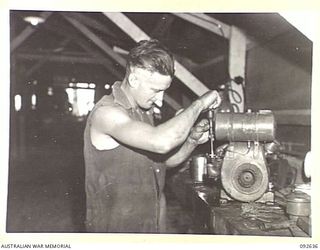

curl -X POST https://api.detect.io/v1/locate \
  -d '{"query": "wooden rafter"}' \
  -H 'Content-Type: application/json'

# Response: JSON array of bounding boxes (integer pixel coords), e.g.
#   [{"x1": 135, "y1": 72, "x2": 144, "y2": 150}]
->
[
  {"x1": 150, "y1": 14, "x2": 175, "y2": 39},
  {"x1": 27, "y1": 19, "x2": 123, "y2": 79},
  {"x1": 173, "y1": 13, "x2": 231, "y2": 40},
  {"x1": 74, "y1": 40, "x2": 124, "y2": 79},
  {"x1": 17, "y1": 52, "x2": 110, "y2": 64},
  {"x1": 62, "y1": 14, "x2": 126, "y2": 67},
  {"x1": 174, "y1": 13, "x2": 247, "y2": 112},
  {"x1": 193, "y1": 55, "x2": 225, "y2": 71},
  {"x1": 64, "y1": 13, "x2": 182, "y2": 110},
  {"x1": 103, "y1": 12, "x2": 209, "y2": 97},
  {"x1": 228, "y1": 26, "x2": 246, "y2": 112},
  {"x1": 11, "y1": 12, "x2": 52, "y2": 52},
  {"x1": 175, "y1": 13, "x2": 257, "y2": 50},
  {"x1": 66, "y1": 12, "x2": 118, "y2": 40},
  {"x1": 25, "y1": 37, "x2": 72, "y2": 78}
]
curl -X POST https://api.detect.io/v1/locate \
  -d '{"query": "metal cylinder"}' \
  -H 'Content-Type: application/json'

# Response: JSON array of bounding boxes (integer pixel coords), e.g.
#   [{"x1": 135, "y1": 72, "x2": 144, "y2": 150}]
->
[
  {"x1": 286, "y1": 192, "x2": 311, "y2": 216},
  {"x1": 215, "y1": 110, "x2": 276, "y2": 142},
  {"x1": 190, "y1": 155, "x2": 207, "y2": 183}
]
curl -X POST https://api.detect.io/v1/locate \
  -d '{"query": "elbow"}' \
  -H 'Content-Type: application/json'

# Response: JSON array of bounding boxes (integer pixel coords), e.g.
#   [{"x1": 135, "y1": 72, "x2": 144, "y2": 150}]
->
[
  {"x1": 156, "y1": 142, "x2": 173, "y2": 154},
  {"x1": 164, "y1": 159, "x2": 179, "y2": 168},
  {"x1": 153, "y1": 129, "x2": 185, "y2": 154},
  {"x1": 154, "y1": 137, "x2": 177, "y2": 154}
]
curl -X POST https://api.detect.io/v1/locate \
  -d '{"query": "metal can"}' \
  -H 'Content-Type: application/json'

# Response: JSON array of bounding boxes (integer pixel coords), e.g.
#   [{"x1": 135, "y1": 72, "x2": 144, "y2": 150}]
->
[
  {"x1": 190, "y1": 155, "x2": 207, "y2": 183},
  {"x1": 214, "y1": 110, "x2": 276, "y2": 142},
  {"x1": 286, "y1": 191, "x2": 311, "y2": 217}
]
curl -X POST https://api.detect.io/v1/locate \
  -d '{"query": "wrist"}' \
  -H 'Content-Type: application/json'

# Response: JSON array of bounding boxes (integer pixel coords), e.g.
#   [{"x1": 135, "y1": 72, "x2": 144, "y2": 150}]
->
[
  {"x1": 193, "y1": 99, "x2": 204, "y2": 112},
  {"x1": 187, "y1": 136, "x2": 198, "y2": 146}
]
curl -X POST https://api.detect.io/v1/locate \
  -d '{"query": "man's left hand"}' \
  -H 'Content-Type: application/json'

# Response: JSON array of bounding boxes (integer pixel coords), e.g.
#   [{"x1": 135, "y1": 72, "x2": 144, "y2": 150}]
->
[{"x1": 187, "y1": 119, "x2": 210, "y2": 145}]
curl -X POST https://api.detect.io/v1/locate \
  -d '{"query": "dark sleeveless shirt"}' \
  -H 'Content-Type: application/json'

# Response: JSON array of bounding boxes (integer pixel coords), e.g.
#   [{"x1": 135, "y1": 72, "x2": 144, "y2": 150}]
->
[{"x1": 83, "y1": 82, "x2": 166, "y2": 233}]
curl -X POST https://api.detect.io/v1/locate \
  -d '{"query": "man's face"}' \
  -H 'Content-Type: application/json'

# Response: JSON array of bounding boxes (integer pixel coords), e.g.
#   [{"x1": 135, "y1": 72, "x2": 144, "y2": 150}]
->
[{"x1": 130, "y1": 68, "x2": 172, "y2": 110}]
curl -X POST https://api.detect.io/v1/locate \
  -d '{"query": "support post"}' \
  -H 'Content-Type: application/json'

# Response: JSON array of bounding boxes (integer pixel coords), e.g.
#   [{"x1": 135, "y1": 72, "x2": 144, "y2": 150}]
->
[{"x1": 228, "y1": 26, "x2": 246, "y2": 112}]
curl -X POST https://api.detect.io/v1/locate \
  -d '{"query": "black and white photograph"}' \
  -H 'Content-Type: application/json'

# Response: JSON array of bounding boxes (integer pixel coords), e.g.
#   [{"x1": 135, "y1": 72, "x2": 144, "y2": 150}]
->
[{"x1": 1, "y1": 3, "x2": 319, "y2": 249}]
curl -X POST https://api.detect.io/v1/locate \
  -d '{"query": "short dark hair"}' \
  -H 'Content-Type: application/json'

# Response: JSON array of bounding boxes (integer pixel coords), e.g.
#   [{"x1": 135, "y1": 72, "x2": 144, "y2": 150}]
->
[{"x1": 126, "y1": 39, "x2": 175, "y2": 78}]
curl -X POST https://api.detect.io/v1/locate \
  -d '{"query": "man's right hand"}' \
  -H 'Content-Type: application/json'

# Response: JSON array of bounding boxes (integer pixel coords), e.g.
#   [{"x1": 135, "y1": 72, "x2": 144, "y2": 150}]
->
[{"x1": 198, "y1": 90, "x2": 222, "y2": 111}]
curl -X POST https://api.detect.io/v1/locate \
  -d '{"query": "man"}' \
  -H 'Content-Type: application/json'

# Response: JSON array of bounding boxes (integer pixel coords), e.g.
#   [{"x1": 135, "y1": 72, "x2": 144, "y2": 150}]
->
[{"x1": 83, "y1": 39, "x2": 221, "y2": 233}]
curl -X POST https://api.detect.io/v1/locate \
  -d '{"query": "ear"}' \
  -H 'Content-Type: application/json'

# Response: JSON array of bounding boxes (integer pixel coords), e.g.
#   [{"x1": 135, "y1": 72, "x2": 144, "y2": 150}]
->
[{"x1": 128, "y1": 72, "x2": 139, "y2": 89}]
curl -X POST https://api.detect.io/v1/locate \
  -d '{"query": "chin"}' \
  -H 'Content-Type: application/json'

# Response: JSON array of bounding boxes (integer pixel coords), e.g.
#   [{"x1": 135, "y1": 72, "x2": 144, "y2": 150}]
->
[
  {"x1": 141, "y1": 106, "x2": 152, "y2": 111},
  {"x1": 140, "y1": 102, "x2": 153, "y2": 110}
]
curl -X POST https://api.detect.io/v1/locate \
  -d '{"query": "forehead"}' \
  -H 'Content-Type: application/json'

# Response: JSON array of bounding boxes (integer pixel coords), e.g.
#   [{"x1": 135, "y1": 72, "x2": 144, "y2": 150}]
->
[{"x1": 133, "y1": 67, "x2": 172, "y2": 89}]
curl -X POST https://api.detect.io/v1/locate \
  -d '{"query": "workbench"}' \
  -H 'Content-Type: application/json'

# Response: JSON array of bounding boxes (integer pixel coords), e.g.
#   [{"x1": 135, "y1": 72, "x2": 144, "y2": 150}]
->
[{"x1": 167, "y1": 169, "x2": 310, "y2": 237}]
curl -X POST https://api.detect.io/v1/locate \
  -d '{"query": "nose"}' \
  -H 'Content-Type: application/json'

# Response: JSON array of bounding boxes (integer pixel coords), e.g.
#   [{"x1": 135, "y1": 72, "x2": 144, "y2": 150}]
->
[{"x1": 154, "y1": 91, "x2": 164, "y2": 107}]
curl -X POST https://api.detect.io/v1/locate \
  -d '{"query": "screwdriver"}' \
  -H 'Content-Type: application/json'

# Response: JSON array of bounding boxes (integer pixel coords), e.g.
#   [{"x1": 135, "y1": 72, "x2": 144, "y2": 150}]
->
[{"x1": 208, "y1": 108, "x2": 215, "y2": 160}]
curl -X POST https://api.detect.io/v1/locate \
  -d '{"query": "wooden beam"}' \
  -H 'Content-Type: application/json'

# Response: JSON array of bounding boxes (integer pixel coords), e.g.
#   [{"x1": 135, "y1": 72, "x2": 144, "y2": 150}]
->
[
  {"x1": 66, "y1": 12, "x2": 118, "y2": 39},
  {"x1": 174, "y1": 55, "x2": 198, "y2": 70},
  {"x1": 18, "y1": 52, "x2": 124, "y2": 80},
  {"x1": 228, "y1": 26, "x2": 246, "y2": 112},
  {"x1": 103, "y1": 12, "x2": 148, "y2": 43},
  {"x1": 150, "y1": 14, "x2": 175, "y2": 39},
  {"x1": 103, "y1": 12, "x2": 210, "y2": 96},
  {"x1": 173, "y1": 13, "x2": 257, "y2": 51},
  {"x1": 175, "y1": 54, "x2": 225, "y2": 72},
  {"x1": 62, "y1": 14, "x2": 126, "y2": 67},
  {"x1": 173, "y1": 13, "x2": 231, "y2": 39},
  {"x1": 17, "y1": 52, "x2": 116, "y2": 65},
  {"x1": 74, "y1": 40, "x2": 124, "y2": 79},
  {"x1": 11, "y1": 12, "x2": 52, "y2": 53},
  {"x1": 25, "y1": 37, "x2": 72, "y2": 78},
  {"x1": 43, "y1": 17, "x2": 124, "y2": 79},
  {"x1": 194, "y1": 55, "x2": 225, "y2": 71},
  {"x1": 164, "y1": 94, "x2": 182, "y2": 110},
  {"x1": 25, "y1": 59, "x2": 47, "y2": 78},
  {"x1": 174, "y1": 63, "x2": 210, "y2": 96}
]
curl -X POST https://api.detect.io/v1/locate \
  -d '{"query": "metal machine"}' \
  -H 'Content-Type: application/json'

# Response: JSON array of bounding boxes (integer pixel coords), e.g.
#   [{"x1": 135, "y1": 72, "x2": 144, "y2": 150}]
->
[
  {"x1": 207, "y1": 110, "x2": 276, "y2": 202},
  {"x1": 186, "y1": 109, "x2": 311, "y2": 235}
]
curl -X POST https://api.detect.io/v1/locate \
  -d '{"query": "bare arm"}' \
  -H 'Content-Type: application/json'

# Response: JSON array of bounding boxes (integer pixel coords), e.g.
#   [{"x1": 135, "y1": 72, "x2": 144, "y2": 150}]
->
[
  {"x1": 165, "y1": 119, "x2": 210, "y2": 167},
  {"x1": 91, "y1": 90, "x2": 220, "y2": 154}
]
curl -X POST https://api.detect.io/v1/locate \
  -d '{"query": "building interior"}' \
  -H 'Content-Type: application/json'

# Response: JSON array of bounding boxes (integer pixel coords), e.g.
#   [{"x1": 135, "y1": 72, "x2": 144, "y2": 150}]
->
[{"x1": 7, "y1": 11, "x2": 312, "y2": 236}]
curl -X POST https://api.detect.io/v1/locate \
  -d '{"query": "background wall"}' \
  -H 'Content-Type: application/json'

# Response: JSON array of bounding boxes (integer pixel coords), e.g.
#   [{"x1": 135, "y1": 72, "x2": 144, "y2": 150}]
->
[
  {"x1": 246, "y1": 46, "x2": 311, "y2": 110},
  {"x1": 246, "y1": 42, "x2": 312, "y2": 156}
]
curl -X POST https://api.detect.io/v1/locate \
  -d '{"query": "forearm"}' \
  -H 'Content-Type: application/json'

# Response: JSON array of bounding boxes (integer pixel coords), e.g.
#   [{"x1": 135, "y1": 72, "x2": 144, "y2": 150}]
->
[
  {"x1": 155, "y1": 100, "x2": 203, "y2": 151},
  {"x1": 164, "y1": 138, "x2": 197, "y2": 167}
]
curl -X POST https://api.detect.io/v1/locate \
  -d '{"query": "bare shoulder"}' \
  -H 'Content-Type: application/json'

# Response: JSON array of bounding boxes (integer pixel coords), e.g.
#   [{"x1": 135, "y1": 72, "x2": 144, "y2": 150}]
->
[{"x1": 91, "y1": 105, "x2": 131, "y2": 133}]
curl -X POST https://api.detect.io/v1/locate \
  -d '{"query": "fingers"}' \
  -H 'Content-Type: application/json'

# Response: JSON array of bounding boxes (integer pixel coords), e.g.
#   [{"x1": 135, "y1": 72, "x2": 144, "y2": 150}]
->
[
  {"x1": 197, "y1": 118, "x2": 209, "y2": 126},
  {"x1": 197, "y1": 131, "x2": 209, "y2": 144},
  {"x1": 194, "y1": 119, "x2": 209, "y2": 132},
  {"x1": 210, "y1": 91, "x2": 222, "y2": 109},
  {"x1": 199, "y1": 90, "x2": 222, "y2": 111},
  {"x1": 194, "y1": 126, "x2": 208, "y2": 133}
]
